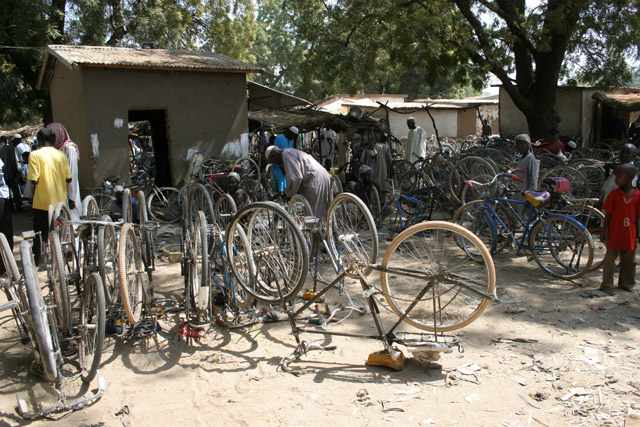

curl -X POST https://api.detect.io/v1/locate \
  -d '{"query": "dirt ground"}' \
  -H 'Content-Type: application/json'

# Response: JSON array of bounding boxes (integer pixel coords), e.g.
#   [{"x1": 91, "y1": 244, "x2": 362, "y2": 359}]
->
[{"x1": 1, "y1": 207, "x2": 640, "y2": 427}]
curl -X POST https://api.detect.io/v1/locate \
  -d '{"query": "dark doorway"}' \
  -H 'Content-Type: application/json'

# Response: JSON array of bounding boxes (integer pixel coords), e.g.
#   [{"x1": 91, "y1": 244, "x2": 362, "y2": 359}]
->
[{"x1": 128, "y1": 110, "x2": 172, "y2": 187}]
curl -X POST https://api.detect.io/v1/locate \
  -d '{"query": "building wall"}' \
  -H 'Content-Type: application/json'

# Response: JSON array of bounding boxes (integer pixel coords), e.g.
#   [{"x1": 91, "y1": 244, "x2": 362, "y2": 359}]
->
[
  {"x1": 389, "y1": 110, "x2": 458, "y2": 140},
  {"x1": 499, "y1": 87, "x2": 583, "y2": 139},
  {"x1": 50, "y1": 64, "x2": 249, "y2": 192}
]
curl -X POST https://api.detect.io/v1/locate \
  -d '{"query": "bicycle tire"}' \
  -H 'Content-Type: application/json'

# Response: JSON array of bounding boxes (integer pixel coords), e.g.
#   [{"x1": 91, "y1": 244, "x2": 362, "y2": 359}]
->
[
  {"x1": 118, "y1": 222, "x2": 145, "y2": 325},
  {"x1": 451, "y1": 200, "x2": 497, "y2": 259},
  {"x1": 287, "y1": 194, "x2": 315, "y2": 251},
  {"x1": 538, "y1": 166, "x2": 590, "y2": 199},
  {"x1": 48, "y1": 230, "x2": 72, "y2": 334},
  {"x1": 189, "y1": 211, "x2": 210, "y2": 322},
  {"x1": 427, "y1": 159, "x2": 458, "y2": 200},
  {"x1": 81, "y1": 195, "x2": 100, "y2": 218},
  {"x1": 21, "y1": 241, "x2": 58, "y2": 382},
  {"x1": 93, "y1": 190, "x2": 116, "y2": 215},
  {"x1": 232, "y1": 157, "x2": 261, "y2": 192},
  {"x1": 326, "y1": 193, "x2": 379, "y2": 278},
  {"x1": 530, "y1": 215, "x2": 594, "y2": 280},
  {"x1": 451, "y1": 156, "x2": 496, "y2": 204},
  {"x1": 97, "y1": 215, "x2": 119, "y2": 306},
  {"x1": 380, "y1": 221, "x2": 496, "y2": 332},
  {"x1": 147, "y1": 186, "x2": 180, "y2": 223},
  {"x1": 213, "y1": 193, "x2": 237, "y2": 232},
  {"x1": 0, "y1": 233, "x2": 19, "y2": 281},
  {"x1": 136, "y1": 190, "x2": 155, "y2": 274},
  {"x1": 329, "y1": 175, "x2": 343, "y2": 203},
  {"x1": 121, "y1": 188, "x2": 132, "y2": 223},
  {"x1": 79, "y1": 272, "x2": 106, "y2": 383},
  {"x1": 459, "y1": 174, "x2": 493, "y2": 205},
  {"x1": 559, "y1": 205, "x2": 605, "y2": 272},
  {"x1": 222, "y1": 223, "x2": 254, "y2": 310},
  {"x1": 227, "y1": 202, "x2": 307, "y2": 303},
  {"x1": 188, "y1": 183, "x2": 215, "y2": 226}
]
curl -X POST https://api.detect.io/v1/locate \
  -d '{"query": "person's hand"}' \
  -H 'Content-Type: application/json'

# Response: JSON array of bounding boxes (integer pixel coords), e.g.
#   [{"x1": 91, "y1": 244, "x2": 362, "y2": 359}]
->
[{"x1": 68, "y1": 200, "x2": 76, "y2": 210}]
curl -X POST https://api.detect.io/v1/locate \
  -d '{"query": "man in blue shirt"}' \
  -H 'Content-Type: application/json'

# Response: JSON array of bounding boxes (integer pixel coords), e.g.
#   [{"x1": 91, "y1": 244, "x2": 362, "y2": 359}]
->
[{"x1": 271, "y1": 126, "x2": 299, "y2": 194}]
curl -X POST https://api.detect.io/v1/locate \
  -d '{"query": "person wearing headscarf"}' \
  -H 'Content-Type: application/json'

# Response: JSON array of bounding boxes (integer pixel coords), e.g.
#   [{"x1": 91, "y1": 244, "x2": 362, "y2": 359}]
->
[{"x1": 46, "y1": 122, "x2": 81, "y2": 220}]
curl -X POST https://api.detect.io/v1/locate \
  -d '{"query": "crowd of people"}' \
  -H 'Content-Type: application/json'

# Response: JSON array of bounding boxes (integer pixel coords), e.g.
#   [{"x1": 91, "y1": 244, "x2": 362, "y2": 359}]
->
[{"x1": 0, "y1": 123, "x2": 79, "y2": 273}]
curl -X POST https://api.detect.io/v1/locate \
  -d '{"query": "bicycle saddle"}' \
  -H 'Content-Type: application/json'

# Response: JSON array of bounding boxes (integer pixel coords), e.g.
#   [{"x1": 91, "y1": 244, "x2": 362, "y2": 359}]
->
[{"x1": 524, "y1": 191, "x2": 550, "y2": 207}]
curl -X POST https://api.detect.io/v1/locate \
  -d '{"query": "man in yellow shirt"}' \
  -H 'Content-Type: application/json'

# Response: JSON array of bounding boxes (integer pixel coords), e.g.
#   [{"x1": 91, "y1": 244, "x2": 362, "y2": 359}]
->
[{"x1": 28, "y1": 128, "x2": 73, "y2": 264}]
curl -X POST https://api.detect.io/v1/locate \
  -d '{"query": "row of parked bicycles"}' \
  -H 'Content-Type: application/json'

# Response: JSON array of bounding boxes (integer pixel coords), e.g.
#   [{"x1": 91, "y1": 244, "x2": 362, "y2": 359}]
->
[{"x1": 0, "y1": 133, "x2": 623, "y2": 418}]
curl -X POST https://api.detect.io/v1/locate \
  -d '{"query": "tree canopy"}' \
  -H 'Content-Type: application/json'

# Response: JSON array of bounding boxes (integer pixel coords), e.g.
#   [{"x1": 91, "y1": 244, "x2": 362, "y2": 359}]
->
[{"x1": 1, "y1": 0, "x2": 639, "y2": 138}]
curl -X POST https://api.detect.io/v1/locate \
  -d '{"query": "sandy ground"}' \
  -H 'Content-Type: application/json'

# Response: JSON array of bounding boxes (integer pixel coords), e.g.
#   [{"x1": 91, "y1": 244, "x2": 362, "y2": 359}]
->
[{"x1": 1, "y1": 208, "x2": 640, "y2": 427}]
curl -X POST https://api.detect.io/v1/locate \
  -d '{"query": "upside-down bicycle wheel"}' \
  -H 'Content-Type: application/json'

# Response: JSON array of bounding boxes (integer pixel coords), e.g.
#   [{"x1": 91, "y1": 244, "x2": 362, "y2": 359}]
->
[
  {"x1": 97, "y1": 215, "x2": 119, "y2": 306},
  {"x1": 118, "y1": 222, "x2": 146, "y2": 325},
  {"x1": 78, "y1": 272, "x2": 105, "y2": 383},
  {"x1": 226, "y1": 202, "x2": 307, "y2": 303},
  {"x1": 326, "y1": 193, "x2": 378, "y2": 278},
  {"x1": 21, "y1": 241, "x2": 58, "y2": 382},
  {"x1": 380, "y1": 221, "x2": 496, "y2": 332}
]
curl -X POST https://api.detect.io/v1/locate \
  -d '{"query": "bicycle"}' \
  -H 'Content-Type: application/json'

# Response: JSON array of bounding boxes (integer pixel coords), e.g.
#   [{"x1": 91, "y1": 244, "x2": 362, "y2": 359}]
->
[
  {"x1": 453, "y1": 179, "x2": 595, "y2": 280},
  {"x1": 3, "y1": 234, "x2": 105, "y2": 418},
  {"x1": 225, "y1": 194, "x2": 497, "y2": 373}
]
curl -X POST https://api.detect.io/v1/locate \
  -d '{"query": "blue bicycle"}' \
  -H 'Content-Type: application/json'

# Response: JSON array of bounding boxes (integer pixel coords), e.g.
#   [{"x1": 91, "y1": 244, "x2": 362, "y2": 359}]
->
[{"x1": 453, "y1": 174, "x2": 594, "y2": 280}]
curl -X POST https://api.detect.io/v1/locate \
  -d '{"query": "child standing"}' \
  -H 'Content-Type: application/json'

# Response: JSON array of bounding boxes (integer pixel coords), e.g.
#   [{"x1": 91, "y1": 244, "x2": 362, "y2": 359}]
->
[{"x1": 600, "y1": 163, "x2": 640, "y2": 295}]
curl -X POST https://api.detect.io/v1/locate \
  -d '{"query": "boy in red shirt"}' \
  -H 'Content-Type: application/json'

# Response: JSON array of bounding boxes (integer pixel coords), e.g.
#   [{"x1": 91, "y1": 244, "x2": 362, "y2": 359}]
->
[{"x1": 600, "y1": 163, "x2": 640, "y2": 294}]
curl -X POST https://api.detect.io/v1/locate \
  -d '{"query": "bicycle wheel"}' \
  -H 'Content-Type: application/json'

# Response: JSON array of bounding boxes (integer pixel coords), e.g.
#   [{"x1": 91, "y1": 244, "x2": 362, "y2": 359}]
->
[
  {"x1": 93, "y1": 190, "x2": 116, "y2": 215},
  {"x1": 227, "y1": 202, "x2": 307, "y2": 303},
  {"x1": 530, "y1": 215, "x2": 594, "y2": 280},
  {"x1": 147, "y1": 186, "x2": 180, "y2": 223},
  {"x1": 211, "y1": 224, "x2": 254, "y2": 325},
  {"x1": 427, "y1": 159, "x2": 458, "y2": 199},
  {"x1": 452, "y1": 200, "x2": 497, "y2": 259},
  {"x1": 81, "y1": 195, "x2": 100, "y2": 218},
  {"x1": 326, "y1": 193, "x2": 378, "y2": 278},
  {"x1": 460, "y1": 174, "x2": 493, "y2": 205},
  {"x1": 398, "y1": 170, "x2": 426, "y2": 195},
  {"x1": 21, "y1": 241, "x2": 58, "y2": 382},
  {"x1": 389, "y1": 159, "x2": 414, "y2": 189},
  {"x1": 559, "y1": 205, "x2": 605, "y2": 272},
  {"x1": 78, "y1": 272, "x2": 105, "y2": 383},
  {"x1": 213, "y1": 193, "x2": 237, "y2": 231},
  {"x1": 121, "y1": 188, "x2": 132, "y2": 223},
  {"x1": 329, "y1": 175, "x2": 343, "y2": 202},
  {"x1": 232, "y1": 157, "x2": 261, "y2": 192},
  {"x1": 287, "y1": 194, "x2": 314, "y2": 251},
  {"x1": 0, "y1": 233, "x2": 19, "y2": 281},
  {"x1": 538, "y1": 166, "x2": 590, "y2": 199},
  {"x1": 188, "y1": 183, "x2": 215, "y2": 225},
  {"x1": 451, "y1": 156, "x2": 496, "y2": 204},
  {"x1": 380, "y1": 221, "x2": 496, "y2": 332},
  {"x1": 97, "y1": 215, "x2": 118, "y2": 306},
  {"x1": 48, "y1": 230, "x2": 72, "y2": 333},
  {"x1": 118, "y1": 223, "x2": 145, "y2": 325},
  {"x1": 188, "y1": 211, "x2": 210, "y2": 324},
  {"x1": 136, "y1": 191, "x2": 155, "y2": 274}
]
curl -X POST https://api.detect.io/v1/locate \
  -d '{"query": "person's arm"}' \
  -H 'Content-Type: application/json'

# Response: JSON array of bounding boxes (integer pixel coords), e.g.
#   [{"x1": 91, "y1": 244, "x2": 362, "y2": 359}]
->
[{"x1": 635, "y1": 214, "x2": 640, "y2": 242}]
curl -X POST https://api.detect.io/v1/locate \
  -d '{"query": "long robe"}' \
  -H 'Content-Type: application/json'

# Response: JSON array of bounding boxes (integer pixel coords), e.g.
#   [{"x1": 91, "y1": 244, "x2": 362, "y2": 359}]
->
[
  {"x1": 282, "y1": 149, "x2": 331, "y2": 220},
  {"x1": 405, "y1": 126, "x2": 426, "y2": 163},
  {"x1": 271, "y1": 134, "x2": 294, "y2": 193},
  {"x1": 63, "y1": 145, "x2": 82, "y2": 220},
  {"x1": 371, "y1": 142, "x2": 392, "y2": 193}
]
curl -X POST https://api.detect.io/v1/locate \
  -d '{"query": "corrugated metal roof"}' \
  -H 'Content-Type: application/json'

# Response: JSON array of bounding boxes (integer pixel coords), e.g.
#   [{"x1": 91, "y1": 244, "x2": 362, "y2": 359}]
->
[
  {"x1": 38, "y1": 44, "x2": 261, "y2": 89},
  {"x1": 593, "y1": 91, "x2": 640, "y2": 111},
  {"x1": 48, "y1": 44, "x2": 261, "y2": 72}
]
